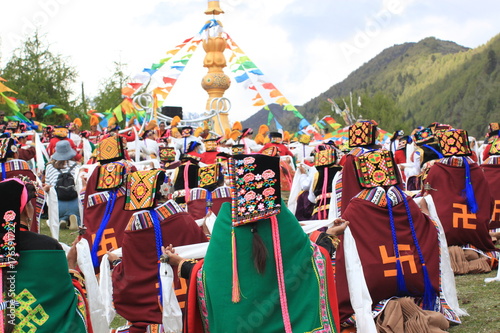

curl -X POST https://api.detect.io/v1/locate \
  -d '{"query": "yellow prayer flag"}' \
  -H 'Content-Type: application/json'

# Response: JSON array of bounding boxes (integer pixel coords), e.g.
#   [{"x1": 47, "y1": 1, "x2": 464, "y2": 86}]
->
[
  {"x1": 0, "y1": 82, "x2": 17, "y2": 94},
  {"x1": 275, "y1": 97, "x2": 289, "y2": 105},
  {"x1": 253, "y1": 99, "x2": 266, "y2": 107},
  {"x1": 269, "y1": 89, "x2": 282, "y2": 98}
]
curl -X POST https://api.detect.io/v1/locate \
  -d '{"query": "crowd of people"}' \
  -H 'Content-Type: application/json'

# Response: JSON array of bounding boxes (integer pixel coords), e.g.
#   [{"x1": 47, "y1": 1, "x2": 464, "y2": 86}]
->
[{"x1": 0, "y1": 113, "x2": 499, "y2": 333}]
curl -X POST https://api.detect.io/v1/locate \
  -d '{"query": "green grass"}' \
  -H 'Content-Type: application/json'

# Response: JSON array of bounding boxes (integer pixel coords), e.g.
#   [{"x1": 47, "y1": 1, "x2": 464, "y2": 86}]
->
[
  {"x1": 449, "y1": 271, "x2": 500, "y2": 333},
  {"x1": 42, "y1": 221, "x2": 500, "y2": 332}
]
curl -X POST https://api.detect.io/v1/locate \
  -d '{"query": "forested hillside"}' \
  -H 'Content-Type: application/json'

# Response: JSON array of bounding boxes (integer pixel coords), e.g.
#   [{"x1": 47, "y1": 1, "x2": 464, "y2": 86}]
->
[{"x1": 244, "y1": 34, "x2": 500, "y2": 138}]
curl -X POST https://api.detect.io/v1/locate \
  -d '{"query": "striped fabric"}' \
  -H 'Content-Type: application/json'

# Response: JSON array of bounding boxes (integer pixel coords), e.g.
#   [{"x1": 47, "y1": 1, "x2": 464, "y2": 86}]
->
[
  {"x1": 188, "y1": 186, "x2": 231, "y2": 202},
  {"x1": 2, "y1": 160, "x2": 30, "y2": 172},
  {"x1": 44, "y1": 161, "x2": 80, "y2": 186},
  {"x1": 87, "y1": 187, "x2": 126, "y2": 208},
  {"x1": 212, "y1": 186, "x2": 231, "y2": 199},
  {"x1": 126, "y1": 200, "x2": 186, "y2": 231},
  {"x1": 483, "y1": 156, "x2": 500, "y2": 164},
  {"x1": 354, "y1": 186, "x2": 404, "y2": 207},
  {"x1": 439, "y1": 156, "x2": 475, "y2": 167}
]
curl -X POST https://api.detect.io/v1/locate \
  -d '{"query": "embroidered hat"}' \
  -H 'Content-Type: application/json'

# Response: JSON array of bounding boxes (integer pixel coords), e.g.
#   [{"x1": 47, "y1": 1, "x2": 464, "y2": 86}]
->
[
  {"x1": 96, "y1": 162, "x2": 126, "y2": 190},
  {"x1": 241, "y1": 128, "x2": 253, "y2": 138},
  {"x1": 313, "y1": 143, "x2": 337, "y2": 167},
  {"x1": 348, "y1": 121, "x2": 377, "y2": 147},
  {"x1": 52, "y1": 126, "x2": 69, "y2": 138},
  {"x1": 436, "y1": 129, "x2": 471, "y2": 157},
  {"x1": 52, "y1": 140, "x2": 77, "y2": 161},
  {"x1": 231, "y1": 144, "x2": 245, "y2": 155},
  {"x1": 414, "y1": 127, "x2": 435, "y2": 146},
  {"x1": 159, "y1": 147, "x2": 176, "y2": 162},
  {"x1": 124, "y1": 170, "x2": 165, "y2": 211},
  {"x1": 489, "y1": 137, "x2": 500, "y2": 155},
  {"x1": 355, "y1": 149, "x2": 400, "y2": 188},
  {"x1": 229, "y1": 154, "x2": 281, "y2": 226},
  {"x1": 0, "y1": 138, "x2": 17, "y2": 162},
  {"x1": 203, "y1": 138, "x2": 219, "y2": 152},
  {"x1": 485, "y1": 122, "x2": 500, "y2": 142},
  {"x1": 269, "y1": 132, "x2": 283, "y2": 144},
  {"x1": 6, "y1": 121, "x2": 19, "y2": 131},
  {"x1": 97, "y1": 136, "x2": 125, "y2": 163}
]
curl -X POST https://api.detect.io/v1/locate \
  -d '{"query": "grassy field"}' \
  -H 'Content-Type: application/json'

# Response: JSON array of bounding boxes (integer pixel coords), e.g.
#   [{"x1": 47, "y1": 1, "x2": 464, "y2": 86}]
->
[{"x1": 47, "y1": 222, "x2": 500, "y2": 332}]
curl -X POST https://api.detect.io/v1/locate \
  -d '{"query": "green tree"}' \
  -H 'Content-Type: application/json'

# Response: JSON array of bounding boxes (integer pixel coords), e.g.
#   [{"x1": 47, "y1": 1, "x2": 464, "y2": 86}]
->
[
  {"x1": 0, "y1": 31, "x2": 77, "y2": 125},
  {"x1": 485, "y1": 49, "x2": 497, "y2": 75}
]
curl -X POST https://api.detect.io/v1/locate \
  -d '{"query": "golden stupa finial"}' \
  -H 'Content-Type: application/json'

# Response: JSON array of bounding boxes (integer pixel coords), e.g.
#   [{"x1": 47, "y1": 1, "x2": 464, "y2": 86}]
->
[{"x1": 205, "y1": 0, "x2": 224, "y2": 15}]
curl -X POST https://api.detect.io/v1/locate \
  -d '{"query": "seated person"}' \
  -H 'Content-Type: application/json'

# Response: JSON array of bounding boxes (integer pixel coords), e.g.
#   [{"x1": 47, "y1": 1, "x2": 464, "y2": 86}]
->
[{"x1": 0, "y1": 178, "x2": 91, "y2": 332}]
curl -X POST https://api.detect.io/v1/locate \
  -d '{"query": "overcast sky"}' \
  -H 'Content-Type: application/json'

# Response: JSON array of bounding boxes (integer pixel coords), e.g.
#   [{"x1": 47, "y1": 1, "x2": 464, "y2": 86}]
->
[{"x1": 1, "y1": 0, "x2": 500, "y2": 123}]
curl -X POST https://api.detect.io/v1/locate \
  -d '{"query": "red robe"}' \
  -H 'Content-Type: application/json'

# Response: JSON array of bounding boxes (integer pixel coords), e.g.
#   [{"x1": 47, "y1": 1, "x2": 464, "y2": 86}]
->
[
  {"x1": 336, "y1": 194, "x2": 441, "y2": 323},
  {"x1": 425, "y1": 161, "x2": 497, "y2": 251},
  {"x1": 112, "y1": 211, "x2": 208, "y2": 333},
  {"x1": 479, "y1": 163, "x2": 500, "y2": 229},
  {"x1": 82, "y1": 162, "x2": 137, "y2": 268}
]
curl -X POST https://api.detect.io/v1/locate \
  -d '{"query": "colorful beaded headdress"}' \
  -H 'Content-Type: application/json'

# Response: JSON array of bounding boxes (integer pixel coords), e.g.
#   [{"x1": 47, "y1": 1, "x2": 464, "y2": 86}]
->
[
  {"x1": 355, "y1": 149, "x2": 400, "y2": 188},
  {"x1": 348, "y1": 121, "x2": 377, "y2": 147},
  {"x1": 5, "y1": 121, "x2": 19, "y2": 131},
  {"x1": 436, "y1": 129, "x2": 471, "y2": 157}
]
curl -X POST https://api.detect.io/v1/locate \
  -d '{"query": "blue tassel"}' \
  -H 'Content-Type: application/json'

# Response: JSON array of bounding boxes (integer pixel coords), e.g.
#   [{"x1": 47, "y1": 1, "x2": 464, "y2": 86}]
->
[
  {"x1": 151, "y1": 209, "x2": 164, "y2": 305},
  {"x1": 396, "y1": 187, "x2": 437, "y2": 311},
  {"x1": 91, "y1": 189, "x2": 117, "y2": 267},
  {"x1": 0, "y1": 163, "x2": 5, "y2": 181},
  {"x1": 463, "y1": 157, "x2": 478, "y2": 214},
  {"x1": 421, "y1": 264, "x2": 437, "y2": 311},
  {"x1": 387, "y1": 194, "x2": 409, "y2": 296}
]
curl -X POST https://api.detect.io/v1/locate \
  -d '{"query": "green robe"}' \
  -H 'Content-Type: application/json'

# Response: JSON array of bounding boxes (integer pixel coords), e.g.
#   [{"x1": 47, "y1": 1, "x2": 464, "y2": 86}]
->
[
  {"x1": 196, "y1": 201, "x2": 339, "y2": 333},
  {"x1": 14, "y1": 250, "x2": 88, "y2": 333}
]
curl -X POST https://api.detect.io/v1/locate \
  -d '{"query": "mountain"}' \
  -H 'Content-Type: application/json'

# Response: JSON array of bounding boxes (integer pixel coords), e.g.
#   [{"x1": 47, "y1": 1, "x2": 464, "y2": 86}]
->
[{"x1": 244, "y1": 34, "x2": 500, "y2": 138}]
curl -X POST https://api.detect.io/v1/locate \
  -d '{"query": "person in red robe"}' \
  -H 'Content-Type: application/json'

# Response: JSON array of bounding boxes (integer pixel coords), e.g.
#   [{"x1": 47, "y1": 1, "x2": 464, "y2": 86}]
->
[{"x1": 109, "y1": 170, "x2": 208, "y2": 333}]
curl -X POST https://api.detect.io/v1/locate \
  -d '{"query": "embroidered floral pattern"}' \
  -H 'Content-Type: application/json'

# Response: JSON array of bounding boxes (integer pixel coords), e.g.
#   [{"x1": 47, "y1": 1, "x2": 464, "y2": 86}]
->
[{"x1": 230, "y1": 155, "x2": 281, "y2": 226}]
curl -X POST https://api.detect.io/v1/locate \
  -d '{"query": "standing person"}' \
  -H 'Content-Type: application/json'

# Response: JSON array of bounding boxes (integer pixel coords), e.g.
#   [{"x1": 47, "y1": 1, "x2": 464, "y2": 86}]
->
[{"x1": 43, "y1": 140, "x2": 80, "y2": 230}]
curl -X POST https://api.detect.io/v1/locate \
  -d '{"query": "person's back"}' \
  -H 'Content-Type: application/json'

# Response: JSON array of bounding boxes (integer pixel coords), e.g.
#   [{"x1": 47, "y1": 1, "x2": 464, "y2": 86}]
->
[{"x1": 0, "y1": 179, "x2": 90, "y2": 332}]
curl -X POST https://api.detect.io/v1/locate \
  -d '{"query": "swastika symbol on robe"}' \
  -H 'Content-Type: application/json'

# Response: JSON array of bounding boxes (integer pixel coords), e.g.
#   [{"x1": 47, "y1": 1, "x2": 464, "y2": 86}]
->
[
  {"x1": 452, "y1": 203, "x2": 477, "y2": 229},
  {"x1": 491, "y1": 200, "x2": 500, "y2": 222},
  {"x1": 379, "y1": 244, "x2": 417, "y2": 277},
  {"x1": 91, "y1": 228, "x2": 118, "y2": 257}
]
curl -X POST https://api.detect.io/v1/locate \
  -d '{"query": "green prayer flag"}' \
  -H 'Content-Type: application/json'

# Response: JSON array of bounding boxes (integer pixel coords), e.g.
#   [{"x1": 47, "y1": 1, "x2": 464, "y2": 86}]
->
[{"x1": 113, "y1": 104, "x2": 123, "y2": 122}]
